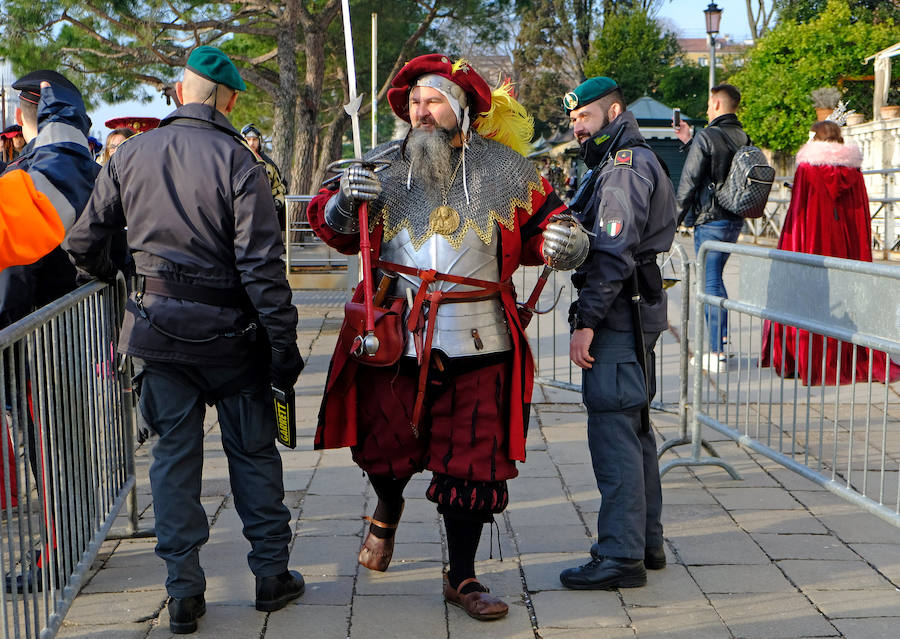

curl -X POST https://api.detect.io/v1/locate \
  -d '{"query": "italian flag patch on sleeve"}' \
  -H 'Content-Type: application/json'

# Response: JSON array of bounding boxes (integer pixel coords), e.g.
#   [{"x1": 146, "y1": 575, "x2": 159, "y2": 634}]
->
[{"x1": 604, "y1": 218, "x2": 623, "y2": 238}]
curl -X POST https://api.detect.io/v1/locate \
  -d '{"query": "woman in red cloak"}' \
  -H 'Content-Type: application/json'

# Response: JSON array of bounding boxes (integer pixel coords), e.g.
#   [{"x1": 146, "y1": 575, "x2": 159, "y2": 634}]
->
[{"x1": 762, "y1": 120, "x2": 898, "y2": 385}]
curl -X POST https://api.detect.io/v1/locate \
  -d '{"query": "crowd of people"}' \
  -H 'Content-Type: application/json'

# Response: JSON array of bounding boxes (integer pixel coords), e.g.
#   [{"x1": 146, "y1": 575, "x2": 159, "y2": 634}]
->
[{"x1": 0, "y1": 44, "x2": 893, "y2": 635}]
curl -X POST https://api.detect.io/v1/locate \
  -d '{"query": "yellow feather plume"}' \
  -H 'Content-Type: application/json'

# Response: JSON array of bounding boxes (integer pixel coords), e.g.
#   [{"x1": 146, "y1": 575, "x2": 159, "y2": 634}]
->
[
  {"x1": 451, "y1": 58, "x2": 470, "y2": 74},
  {"x1": 474, "y1": 82, "x2": 534, "y2": 157}
]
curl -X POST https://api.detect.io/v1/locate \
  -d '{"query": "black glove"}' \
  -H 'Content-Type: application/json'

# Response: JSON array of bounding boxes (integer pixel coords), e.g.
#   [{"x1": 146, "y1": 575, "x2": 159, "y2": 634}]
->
[{"x1": 270, "y1": 342, "x2": 304, "y2": 390}]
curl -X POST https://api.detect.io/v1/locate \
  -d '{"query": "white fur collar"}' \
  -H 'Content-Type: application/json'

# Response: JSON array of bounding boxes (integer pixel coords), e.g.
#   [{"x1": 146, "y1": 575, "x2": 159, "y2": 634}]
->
[{"x1": 796, "y1": 140, "x2": 862, "y2": 168}]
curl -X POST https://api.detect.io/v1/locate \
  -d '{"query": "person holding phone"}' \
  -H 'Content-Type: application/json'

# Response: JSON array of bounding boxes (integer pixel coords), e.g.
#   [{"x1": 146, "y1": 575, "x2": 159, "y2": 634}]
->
[{"x1": 674, "y1": 84, "x2": 749, "y2": 372}]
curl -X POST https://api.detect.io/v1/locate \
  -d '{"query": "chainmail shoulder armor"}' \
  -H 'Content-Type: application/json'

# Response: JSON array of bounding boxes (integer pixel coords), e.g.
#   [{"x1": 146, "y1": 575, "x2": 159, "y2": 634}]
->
[{"x1": 366, "y1": 132, "x2": 544, "y2": 250}]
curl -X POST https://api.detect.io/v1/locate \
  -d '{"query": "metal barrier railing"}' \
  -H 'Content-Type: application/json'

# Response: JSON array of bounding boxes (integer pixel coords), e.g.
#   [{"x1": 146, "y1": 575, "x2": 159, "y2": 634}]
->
[
  {"x1": 0, "y1": 275, "x2": 137, "y2": 639},
  {"x1": 665, "y1": 241, "x2": 900, "y2": 528},
  {"x1": 284, "y1": 195, "x2": 357, "y2": 291}
]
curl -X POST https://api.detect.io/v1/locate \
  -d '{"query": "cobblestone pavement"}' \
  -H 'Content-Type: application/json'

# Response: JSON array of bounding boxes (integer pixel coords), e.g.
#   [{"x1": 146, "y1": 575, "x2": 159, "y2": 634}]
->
[{"x1": 57, "y1": 255, "x2": 900, "y2": 639}]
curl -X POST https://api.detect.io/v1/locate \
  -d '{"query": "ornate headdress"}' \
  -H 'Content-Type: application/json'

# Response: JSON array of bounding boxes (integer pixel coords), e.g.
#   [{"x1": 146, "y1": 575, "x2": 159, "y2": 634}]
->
[{"x1": 387, "y1": 54, "x2": 534, "y2": 203}]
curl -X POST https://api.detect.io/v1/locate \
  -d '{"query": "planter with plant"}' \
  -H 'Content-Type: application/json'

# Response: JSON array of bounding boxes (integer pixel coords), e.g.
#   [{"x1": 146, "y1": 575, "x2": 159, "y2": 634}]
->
[{"x1": 811, "y1": 87, "x2": 842, "y2": 121}]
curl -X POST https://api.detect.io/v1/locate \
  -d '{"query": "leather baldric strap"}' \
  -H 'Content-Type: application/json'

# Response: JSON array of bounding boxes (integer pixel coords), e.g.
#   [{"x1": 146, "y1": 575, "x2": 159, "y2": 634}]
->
[
  {"x1": 142, "y1": 276, "x2": 248, "y2": 308},
  {"x1": 373, "y1": 259, "x2": 514, "y2": 435}
]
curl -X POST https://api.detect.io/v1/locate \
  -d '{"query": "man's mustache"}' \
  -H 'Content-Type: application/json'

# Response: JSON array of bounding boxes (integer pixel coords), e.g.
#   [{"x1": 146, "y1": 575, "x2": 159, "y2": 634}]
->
[{"x1": 413, "y1": 118, "x2": 459, "y2": 136}]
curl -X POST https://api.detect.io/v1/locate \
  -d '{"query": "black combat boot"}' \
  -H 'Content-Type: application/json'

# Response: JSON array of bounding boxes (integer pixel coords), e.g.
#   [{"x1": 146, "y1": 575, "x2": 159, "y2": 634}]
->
[
  {"x1": 255, "y1": 570, "x2": 305, "y2": 612},
  {"x1": 559, "y1": 556, "x2": 647, "y2": 590},
  {"x1": 168, "y1": 594, "x2": 206, "y2": 634},
  {"x1": 591, "y1": 542, "x2": 667, "y2": 570}
]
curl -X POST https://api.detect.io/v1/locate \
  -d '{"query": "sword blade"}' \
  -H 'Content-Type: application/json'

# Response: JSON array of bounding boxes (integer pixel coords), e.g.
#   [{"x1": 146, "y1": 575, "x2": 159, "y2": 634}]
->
[{"x1": 340, "y1": 0, "x2": 363, "y2": 160}]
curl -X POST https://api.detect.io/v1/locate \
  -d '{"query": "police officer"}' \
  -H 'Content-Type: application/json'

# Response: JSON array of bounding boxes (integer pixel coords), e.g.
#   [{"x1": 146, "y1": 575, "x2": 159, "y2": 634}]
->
[
  {"x1": 559, "y1": 77, "x2": 676, "y2": 590},
  {"x1": 64, "y1": 46, "x2": 305, "y2": 634}
]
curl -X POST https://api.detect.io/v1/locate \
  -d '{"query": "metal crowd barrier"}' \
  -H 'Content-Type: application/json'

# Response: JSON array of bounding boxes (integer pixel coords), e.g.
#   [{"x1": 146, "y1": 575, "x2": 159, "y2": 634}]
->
[
  {"x1": 284, "y1": 195, "x2": 357, "y2": 291},
  {"x1": 665, "y1": 241, "x2": 900, "y2": 528},
  {"x1": 0, "y1": 275, "x2": 138, "y2": 639},
  {"x1": 519, "y1": 244, "x2": 694, "y2": 438}
]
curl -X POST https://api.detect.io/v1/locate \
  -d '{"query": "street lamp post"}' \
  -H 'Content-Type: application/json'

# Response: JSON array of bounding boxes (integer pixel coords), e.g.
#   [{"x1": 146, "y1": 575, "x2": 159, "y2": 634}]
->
[{"x1": 704, "y1": 2, "x2": 723, "y2": 91}]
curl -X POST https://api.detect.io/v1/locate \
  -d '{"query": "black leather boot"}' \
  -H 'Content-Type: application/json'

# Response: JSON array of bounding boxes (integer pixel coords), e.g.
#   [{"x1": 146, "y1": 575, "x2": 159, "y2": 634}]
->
[
  {"x1": 560, "y1": 556, "x2": 647, "y2": 590},
  {"x1": 255, "y1": 570, "x2": 305, "y2": 612},
  {"x1": 591, "y1": 542, "x2": 667, "y2": 570},
  {"x1": 168, "y1": 594, "x2": 206, "y2": 634},
  {"x1": 643, "y1": 545, "x2": 667, "y2": 570}
]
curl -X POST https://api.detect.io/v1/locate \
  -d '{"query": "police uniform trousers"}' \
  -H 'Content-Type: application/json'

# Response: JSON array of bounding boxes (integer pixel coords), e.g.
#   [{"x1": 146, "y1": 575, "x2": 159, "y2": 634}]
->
[
  {"x1": 582, "y1": 329, "x2": 664, "y2": 560},
  {"x1": 136, "y1": 358, "x2": 292, "y2": 598}
]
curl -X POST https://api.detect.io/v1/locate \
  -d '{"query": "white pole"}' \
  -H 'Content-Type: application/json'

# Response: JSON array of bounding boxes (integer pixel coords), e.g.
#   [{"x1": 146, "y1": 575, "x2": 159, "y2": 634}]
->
[{"x1": 371, "y1": 13, "x2": 378, "y2": 150}]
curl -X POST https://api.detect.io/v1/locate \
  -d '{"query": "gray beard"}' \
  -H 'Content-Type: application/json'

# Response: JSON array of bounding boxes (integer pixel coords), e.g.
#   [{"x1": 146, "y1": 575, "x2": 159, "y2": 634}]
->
[{"x1": 406, "y1": 127, "x2": 455, "y2": 199}]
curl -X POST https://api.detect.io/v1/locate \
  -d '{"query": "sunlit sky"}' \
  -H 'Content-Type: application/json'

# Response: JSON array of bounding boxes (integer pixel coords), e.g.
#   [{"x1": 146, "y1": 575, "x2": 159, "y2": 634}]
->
[{"x1": 87, "y1": 0, "x2": 760, "y2": 139}]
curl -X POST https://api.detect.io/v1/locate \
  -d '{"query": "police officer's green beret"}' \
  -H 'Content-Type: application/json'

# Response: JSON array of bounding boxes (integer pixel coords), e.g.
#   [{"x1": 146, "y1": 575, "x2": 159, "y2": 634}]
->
[
  {"x1": 563, "y1": 77, "x2": 618, "y2": 114},
  {"x1": 186, "y1": 46, "x2": 247, "y2": 92}
]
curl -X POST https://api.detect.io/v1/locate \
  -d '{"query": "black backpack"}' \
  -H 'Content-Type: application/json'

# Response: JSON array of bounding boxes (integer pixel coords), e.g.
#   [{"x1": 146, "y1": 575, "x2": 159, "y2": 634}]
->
[{"x1": 710, "y1": 128, "x2": 775, "y2": 219}]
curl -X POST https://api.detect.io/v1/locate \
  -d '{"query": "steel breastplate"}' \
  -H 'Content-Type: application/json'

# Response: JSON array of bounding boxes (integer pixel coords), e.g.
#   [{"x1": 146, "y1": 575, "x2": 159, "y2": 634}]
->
[{"x1": 380, "y1": 228, "x2": 511, "y2": 358}]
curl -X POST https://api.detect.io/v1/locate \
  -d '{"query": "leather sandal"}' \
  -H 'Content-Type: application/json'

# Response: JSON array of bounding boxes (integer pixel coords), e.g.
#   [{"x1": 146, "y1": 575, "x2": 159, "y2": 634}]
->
[
  {"x1": 358, "y1": 502, "x2": 404, "y2": 572},
  {"x1": 443, "y1": 576, "x2": 509, "y2": 621}
]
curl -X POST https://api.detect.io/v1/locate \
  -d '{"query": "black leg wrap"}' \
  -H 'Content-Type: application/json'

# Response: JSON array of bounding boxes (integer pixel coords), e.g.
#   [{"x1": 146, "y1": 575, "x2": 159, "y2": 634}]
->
[
  {"x1": 367, "y1": 474, "x2": 409, "y2": 538},
  {"x1": 443, "y1": 514, "x2": 484, "y2": 592}
]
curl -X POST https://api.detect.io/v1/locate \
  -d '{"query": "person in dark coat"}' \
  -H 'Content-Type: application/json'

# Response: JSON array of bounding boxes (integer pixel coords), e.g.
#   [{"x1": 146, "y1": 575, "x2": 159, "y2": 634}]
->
[
  {"x1": 63, "y1": 46, "x2": 305, "y2": 635},
  {"x1": 674, "y1": 84, "x2": 749, "y2": 372},
  {"x1": 560, "y1": 76, "x2": 676, "y2": 590}
]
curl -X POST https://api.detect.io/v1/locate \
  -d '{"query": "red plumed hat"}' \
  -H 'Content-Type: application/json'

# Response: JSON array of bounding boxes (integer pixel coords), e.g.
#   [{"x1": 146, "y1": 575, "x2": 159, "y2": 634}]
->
[
  {"x1": 387, "y1": 54, "x2": 492, "y2": 122},
  {"x1": 104, "y1": 117, "x2": 160, "y2": 133}
]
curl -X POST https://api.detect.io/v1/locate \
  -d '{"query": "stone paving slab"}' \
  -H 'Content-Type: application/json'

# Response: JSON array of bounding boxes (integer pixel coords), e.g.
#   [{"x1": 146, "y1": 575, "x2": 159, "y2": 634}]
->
[
  {"x1": 707, "y1": 592, "x2": 839, "y2": 639},
  {"x1": 831, "y1": 617, "x2": 900, "y2": 639},
  {"x1": 729, "y1": 507, "x2": 830, "y2": 534},
  {"x1": 804, "y1": 588, "x2": 900, "y2": 618},
  {"x1": 753, "y1": 531, "x2": 860, "y2": 561},
  {"x1": 620, "y1": 564, "x2": 710, "y2": 608},
  {"x1": 688, "y1": 563, "x2": 797, "y2": 594},
  {"x1": 56, "y1": 293, "x2": 900, "y2": 638},
  {"x1": 530, "y1": 589, "x2": 628, "y2": 628},
  {"x1": 777, "y1": 559, "x2": 895, "y2": 591}
]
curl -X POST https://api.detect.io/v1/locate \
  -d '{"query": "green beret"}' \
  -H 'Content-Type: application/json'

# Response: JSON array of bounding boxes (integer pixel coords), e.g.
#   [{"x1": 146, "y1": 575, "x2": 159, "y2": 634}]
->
[
  {"x1": 563, "y1": 77, "x2": 618, "y2": 114},
  {"x1": 186, "y1": 46, "x2": 247, "y2": 92}
]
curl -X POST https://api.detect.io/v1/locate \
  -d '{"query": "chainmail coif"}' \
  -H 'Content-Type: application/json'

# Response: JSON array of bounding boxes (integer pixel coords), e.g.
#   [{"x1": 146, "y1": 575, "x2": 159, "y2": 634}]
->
[{"x1": 364, "y1": 132, "x2": 544, "y2": 250}]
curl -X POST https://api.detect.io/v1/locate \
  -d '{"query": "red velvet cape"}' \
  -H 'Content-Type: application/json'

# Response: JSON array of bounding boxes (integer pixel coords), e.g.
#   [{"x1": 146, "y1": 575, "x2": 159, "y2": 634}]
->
[
  {"x1": 307, "y1": 177, "x2": 563, "y2": 462},
  {"x1": 761, "y1": 145, "x2": 899, "y2": 385}
]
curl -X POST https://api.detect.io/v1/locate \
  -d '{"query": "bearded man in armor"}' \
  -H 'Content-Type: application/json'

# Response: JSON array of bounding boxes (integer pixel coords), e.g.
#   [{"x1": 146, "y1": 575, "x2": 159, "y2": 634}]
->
[{"x1": 307, "y1": 54, "x2": 588, "y2": 620}]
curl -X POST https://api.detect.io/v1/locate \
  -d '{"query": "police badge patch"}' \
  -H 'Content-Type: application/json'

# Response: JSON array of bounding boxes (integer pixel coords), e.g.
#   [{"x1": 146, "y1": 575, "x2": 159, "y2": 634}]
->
[{"x1": 614, "y1": 149, "x2": 633, "y2": 166}]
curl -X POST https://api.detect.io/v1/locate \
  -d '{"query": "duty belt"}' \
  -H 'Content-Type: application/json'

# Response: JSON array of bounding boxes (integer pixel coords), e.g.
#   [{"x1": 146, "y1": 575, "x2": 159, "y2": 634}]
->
[
  {"x1": 373, "y1": 259, "x2": 514, "y2": 436},
  {"x1": 141, "y1": 276, "x2": 249, "y2": 308},
  {"x1": 135, "y1": 275, "x2": 256, "y2": 344}
]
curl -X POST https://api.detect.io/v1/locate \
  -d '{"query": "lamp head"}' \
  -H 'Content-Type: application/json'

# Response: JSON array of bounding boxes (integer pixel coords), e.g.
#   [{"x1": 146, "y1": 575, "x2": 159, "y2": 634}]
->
[{"x1": 704, "y1": 2, "x2": 723, "y2": 37}]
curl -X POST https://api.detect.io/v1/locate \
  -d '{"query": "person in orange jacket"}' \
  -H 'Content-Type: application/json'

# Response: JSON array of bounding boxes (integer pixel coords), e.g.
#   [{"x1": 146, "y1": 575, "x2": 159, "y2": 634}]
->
[
  {"x1": 0, "y1": 169, "x2": 65, "y2": 270},
  {"x1": 0, "y1": 78, "x2": 95, "y2": 270}
]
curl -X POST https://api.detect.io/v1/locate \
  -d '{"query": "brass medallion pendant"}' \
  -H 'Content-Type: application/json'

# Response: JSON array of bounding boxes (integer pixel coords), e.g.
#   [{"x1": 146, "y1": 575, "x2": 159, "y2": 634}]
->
[{"x1": 429, "y1": 205, "x2": 461, "y2": 235}]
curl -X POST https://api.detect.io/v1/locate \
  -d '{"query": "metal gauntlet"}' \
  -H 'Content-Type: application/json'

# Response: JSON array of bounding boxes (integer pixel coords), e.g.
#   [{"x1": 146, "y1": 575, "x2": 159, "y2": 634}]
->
[
  {"x1": 323, "y1": 164, "x2": 382, "y2": 234},
  {"x1": 323, "y1": 189, "x2": 359, "y2": 234},
  {"x1": 541, "y1": 213, "x2": 590, "y2": 271}
]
